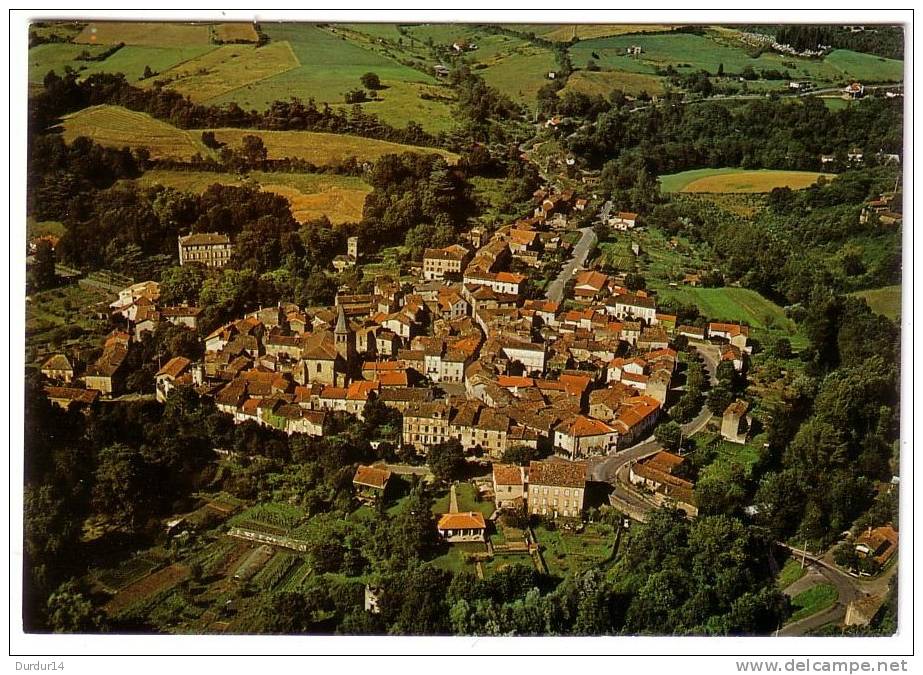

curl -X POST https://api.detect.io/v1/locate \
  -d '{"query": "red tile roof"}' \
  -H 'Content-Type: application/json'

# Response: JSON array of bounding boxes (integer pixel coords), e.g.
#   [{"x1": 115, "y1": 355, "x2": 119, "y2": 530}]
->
[
  {"x1": 437, "y1": 511, "x2": 486, "y2": 531},
  {"x1": 353, "y1": 465, "x2": 392, "y2": 489}
]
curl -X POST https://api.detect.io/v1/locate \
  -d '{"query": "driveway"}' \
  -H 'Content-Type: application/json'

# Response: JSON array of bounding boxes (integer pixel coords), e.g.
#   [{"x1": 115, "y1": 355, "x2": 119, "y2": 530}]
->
[{"x1": 545, "y1": 226, "x2": 597, "y2": 303}]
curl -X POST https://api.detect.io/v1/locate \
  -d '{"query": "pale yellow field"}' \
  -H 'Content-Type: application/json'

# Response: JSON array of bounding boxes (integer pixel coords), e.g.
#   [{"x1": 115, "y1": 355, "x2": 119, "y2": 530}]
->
[
  {"x1": 58, "y1": 105, "x2": 207, "y2": 161},
  {"x1": 541, "y1": 24, "x2": 674, "y2": 41},
  {"x1": 258, "y1": 182, "x2": 369, "y2": 224},
  {"x1": 132, "y1": 170, "x2": 370, "y2": 225},
  {"x1": 214, "y1": 23, "x2": 259, "y2": 43},
  {"x1": 74, "y1": 21, "x2": 212, "y2": 46},
  {"x1": 207, "y1": 128, "x2": 459, "y2": 165},
  {"x1": 681, "y1": 171, "x2": 836, "y2": 193},
  {"x1": 564, "y1": 70, "x2": 665, "y2": 96},
  {"x1": 145, "y1": 42, "x2": 300, "y2": 102}
]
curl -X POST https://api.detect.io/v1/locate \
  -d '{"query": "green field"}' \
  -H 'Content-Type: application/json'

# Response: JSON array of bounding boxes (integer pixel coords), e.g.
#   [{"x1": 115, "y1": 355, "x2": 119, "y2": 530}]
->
[
  {"x1": 824, "y1": 49, "x2": 904, "y2": 82},
  {"x1": 431, "y1": 483, "x2": 495, "y2": 519},
  {"x1": 74, "y1": 21, "x2": 214, "y2": 47},
  {"x1": 660, "y1": 168, "x2": 834, "y2": 193},
  {"x1": 849, "y1": 285, "x2": 901, "y2": 321},
  {"x1": 533, "y1": 523, "x2": 614, "y2": 577},
  {"x1": 569, "y1": 31, "x2": 903, "y2": 86},
  {"x1": 777, "y1": 557, "x2": 807, "y2": 590},
  {"x1": 479, "y1": 48, "x2": 559, "y2": 108},
  {"x1": 205, "y1": 25, "x2": 456, "y2": 133},
  {"x1": 28, "y1": 40, "x2": 218, "y2": 85},
  {"x1": 693, "y1": 431, "x2": 764, "y2": 483},
  {"x1": 655, "y1": 286, "x2": 795, "y2": 330},
  {"x1": 508, "y1": 24, "x2": 675, "y2": 42},
  {"x1": 143, "y1": 41, "x2": 301, "y2": 103},
  {"x1": 788, "y1": 583, "x2": 838, "y2": 623},
  {"x1": 57, "y1": 104, "x2": 455, "y2": 168}
]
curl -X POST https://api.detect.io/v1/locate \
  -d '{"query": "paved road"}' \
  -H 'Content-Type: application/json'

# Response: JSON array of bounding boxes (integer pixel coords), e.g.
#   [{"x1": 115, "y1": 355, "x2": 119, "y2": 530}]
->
[
  {"x1": 775, "y1": 543, "x2": 898, "y2": 636},
  {"x1": 545, "y1": 226, "x2": 597, "y2": 304},
  {"x1": 588, "y1": 343, "x2": 720, "y2": 485}
]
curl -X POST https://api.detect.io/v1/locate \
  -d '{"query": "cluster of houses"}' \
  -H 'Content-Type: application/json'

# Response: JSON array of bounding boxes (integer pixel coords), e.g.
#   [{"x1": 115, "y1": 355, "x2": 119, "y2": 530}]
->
[
  {"x1": 38, "y1": 184, "x2": 758, "y2": 534},
  {"x1": 737, "y1": 30, "x2": 831, "y2": 58},
  {"x1": 629, "y1": 450, "x2": 698, "y2": 516},
  {"x1": 435, "y1": 457, "x2": 591, "y2": 543},
  {"x1": 859, "y1": 191, "x2": 903, "y2": 227}
]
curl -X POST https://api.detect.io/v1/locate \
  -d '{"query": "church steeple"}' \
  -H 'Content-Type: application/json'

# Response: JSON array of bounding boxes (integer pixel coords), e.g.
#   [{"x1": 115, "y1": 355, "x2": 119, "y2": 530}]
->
[{"x1": 334, "y1": 304, "x2": 354, "y2": 361}]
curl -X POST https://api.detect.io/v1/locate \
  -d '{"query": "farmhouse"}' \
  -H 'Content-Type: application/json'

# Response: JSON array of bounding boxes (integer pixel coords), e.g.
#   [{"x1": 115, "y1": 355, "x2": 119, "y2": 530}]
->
[
  {"x1": 527, "y1": 459, "x2": 587, "y2": 519},
  {"x1": 352, "y1": 465, "x2": 392, "y2": 503},
  {"x1": 45, "y1": 386, "x2": 100, "y2": 410},
  {"x1": 843, "y1": 82, "x2": 865, "y2": 99},
  {"x1": 492, "y1": 463, "x2": 526, "y2": 510},
  {"x1": 708, "y1": 322, "x2": 750, "y2": 351},
  {"x1": 855, "y1": 524, "x2": 898, "y2": 567},
  {"x1": 423, "y1": 244, "x2": 470, "y2": 281},
  {"x1": 607, "y1": 292, "x2": 657, "y2": 324},
  {"x1": 41, "y1": 354, "x2": 75, "y2": 383},
  {"x1": 83, "y1": 345, "x2": 129, "y2": 396},
  {"x1": 721, "y1": 399, "x2": 750, "y2": 444},
  {"x1": 573, "y1": 270, "x2": 610, "y2": 302},
  {"x1": 437, "y1": 511, "x2": 487, "y2": 543},
  {"x1": 155, "y1": 356, "x2": 194, "y2": 402},
  {"x1": 629, "y1": 451, "x2": 698, "y2": 517},
  {"x1": 553, "y1": 414, "x2": 618, "y2": 458},
  {"x1": 609, "y1": 211, "x2": 638, "y2": 230},
  {"x1": 178, "y1": 232, "x2": 233, "y2": 268}
]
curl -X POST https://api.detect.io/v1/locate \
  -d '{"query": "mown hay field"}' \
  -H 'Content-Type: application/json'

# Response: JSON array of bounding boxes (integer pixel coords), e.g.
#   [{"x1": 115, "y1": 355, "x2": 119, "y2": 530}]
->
[
  {"x1": 563, "y1": 69, "x2": 665, "y2": 96},
  {"x1": 516, "y1": 24, "x2": 675, "y2": 41},
  {"x1": 58, "y1": 105, "x2": 208, "y2": 161},
  {"x1": 213, "y1": 23, "x2": 259, "y2": 43},
  {"x1": 207, "y1": 127, "x2": 458, "y2": 165},
  {"x1": 849, "y1": 285, "x2": 901, "y2": 321},
  {"x1": 74, "y1": 21, "x2": 213, "y2": 47},
  {"x1": 660, "y1": 168, "x2": 834, "y2": 193},
  {"x1": 133, "y1": 170, "x2": 371, "y2": 225}
]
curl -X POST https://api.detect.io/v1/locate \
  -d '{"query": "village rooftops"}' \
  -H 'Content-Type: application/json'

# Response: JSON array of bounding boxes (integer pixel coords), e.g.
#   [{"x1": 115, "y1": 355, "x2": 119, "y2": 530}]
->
[
  {"x1": 557, "y1": 415, "x2": 617, "y2": 438},
  {"x1": 492, "y1": 463, "x2": 525, "y2": 486},
  {"x1": 45, "y1": 386, "x2": 101, "y2": 406},
  {"x1": 156, "y1": 356, "x2": 191, "y2": 379},
  {"x1": 709, "y1": 322, "x2": 750, "y2": 337},
  {"x1": 645, "y1": 450, "x2": 686, "y2": 475},
  {"x1": 612, "y1": 292, "x2": 656, "y2": 309},
  {"x1": 424, "y1": 244, "x2": 469, "y2": 261},
  {"x1": 179, "y1": 232, "x2": 231, "y2": 246},
  {"x1": 528, "y1": 458, "x2": 587, "y2": 489}
]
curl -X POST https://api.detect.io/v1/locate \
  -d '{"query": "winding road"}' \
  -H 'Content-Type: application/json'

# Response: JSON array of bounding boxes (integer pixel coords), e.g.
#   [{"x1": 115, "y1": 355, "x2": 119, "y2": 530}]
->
[{"x1": 587, "y1": 343, "x2": 720, "y2": 491}]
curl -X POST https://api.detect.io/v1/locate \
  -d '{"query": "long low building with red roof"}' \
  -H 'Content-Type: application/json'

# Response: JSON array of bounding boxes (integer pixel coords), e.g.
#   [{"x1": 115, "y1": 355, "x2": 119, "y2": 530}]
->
[{"x1": 437, "y1": 511, "x2": 487, "y2": 542}]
